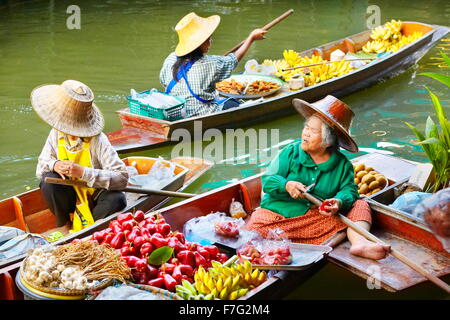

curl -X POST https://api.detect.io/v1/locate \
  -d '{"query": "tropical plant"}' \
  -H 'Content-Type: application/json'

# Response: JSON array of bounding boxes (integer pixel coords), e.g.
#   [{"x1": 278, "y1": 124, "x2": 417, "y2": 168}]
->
[{"x1": 405, "y1": 51, "x2": 450, "y2": 192}]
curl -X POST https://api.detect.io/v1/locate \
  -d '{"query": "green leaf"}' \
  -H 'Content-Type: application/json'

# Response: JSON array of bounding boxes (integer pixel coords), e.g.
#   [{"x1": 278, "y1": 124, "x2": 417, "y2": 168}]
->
[
  {"x1": 427, "y1": 88, "x2": 450, "y2": 147},
  {"x1": 440, "y1": 51, "x2": 450, "y2": 68},
  {"x1": 425, "y1": 116, "x2": 438, "y2": 139},
  {"x1": 148, "y1": 246, "x2": 174, "y2": 266},
  {"x1": 419, "y1": 73, "x2": 450, "y2": 87}
]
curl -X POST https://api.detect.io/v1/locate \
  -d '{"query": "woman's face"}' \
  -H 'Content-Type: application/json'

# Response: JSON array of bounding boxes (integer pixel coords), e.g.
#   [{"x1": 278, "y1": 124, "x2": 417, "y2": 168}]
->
[
  {"x1": 301, "y1": 116, "x2": 326, "y2": 153},
  {"x1": 199, "y1": 37, "x2": 212, "y2": 53}
]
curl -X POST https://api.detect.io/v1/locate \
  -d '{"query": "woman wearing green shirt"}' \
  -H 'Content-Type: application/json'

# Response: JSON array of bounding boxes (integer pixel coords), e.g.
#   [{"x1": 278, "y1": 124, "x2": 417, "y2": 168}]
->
[{"x1": 246, "y1": 96, "x2": 391, "y2": 260}]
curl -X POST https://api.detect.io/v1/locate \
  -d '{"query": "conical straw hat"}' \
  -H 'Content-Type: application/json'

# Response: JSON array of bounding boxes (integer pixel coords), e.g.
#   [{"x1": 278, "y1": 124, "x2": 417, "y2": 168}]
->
[
  {"x1": 175, "y1": 12, "x2": 220, "y2": 57},
  {"x1": 31, "y1": 80, "x2": 104, "y2": 137},
  {"x1": 292, "y1": 95, "x2": 359, "y2": 153}
]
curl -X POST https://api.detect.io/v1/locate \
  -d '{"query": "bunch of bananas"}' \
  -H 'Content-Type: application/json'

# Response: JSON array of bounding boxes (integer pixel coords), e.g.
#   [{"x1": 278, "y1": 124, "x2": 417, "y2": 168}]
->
[
  {"x1": 362, "y1": 20, "x2": 423, "y2": 54},
  {"x1": 303, "y1": 60, "x2": 354, "y2": 86},
  {"x1": 178, "y1": 258, "x2": 267, "y2": 300},
  {"x1": 387, "y1": 31, "x2": 424, "y2": 52}
]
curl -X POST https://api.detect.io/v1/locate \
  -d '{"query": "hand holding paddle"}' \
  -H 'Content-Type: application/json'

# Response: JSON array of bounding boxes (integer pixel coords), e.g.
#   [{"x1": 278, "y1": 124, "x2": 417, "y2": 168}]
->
[{"x1": 224, "y1": 9, "x2": 294, "y2": 56}]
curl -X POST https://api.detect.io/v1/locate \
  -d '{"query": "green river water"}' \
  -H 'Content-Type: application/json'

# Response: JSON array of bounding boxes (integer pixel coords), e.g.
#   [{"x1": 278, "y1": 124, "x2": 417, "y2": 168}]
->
[{"x1": 0, "y1": 0, "x2": 449, "y2": 299}]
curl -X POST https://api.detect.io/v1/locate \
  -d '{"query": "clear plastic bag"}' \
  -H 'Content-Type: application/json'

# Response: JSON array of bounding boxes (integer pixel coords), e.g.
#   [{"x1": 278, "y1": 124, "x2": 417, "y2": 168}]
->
[
  {"x1": 128, "y1": 158, "x2": 175, "y2": 189},
  {"x1": 184, "y1": 212, "x2": 258, "y2": 247},
  {"x1": 414, "y1": 188, "x2": 450, "y2": 238},
  {"x1": 94, "y1": 283, "x2": 168, "y2": 300},
  {"x1": 389, "y1": 191, "x2": 432, "y2": 215},
  {"x1": 237, "y1": 228, "x2": 293, "y2": 265},
  {"x1": 229, "y1": 198, "x2": 247, "y2": 219}
]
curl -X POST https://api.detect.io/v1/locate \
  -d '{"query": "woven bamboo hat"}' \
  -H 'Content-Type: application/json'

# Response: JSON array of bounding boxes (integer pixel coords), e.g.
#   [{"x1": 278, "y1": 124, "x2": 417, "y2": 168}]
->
[
  {"x1": 292, "y1": 95, "x2": 359, "y2": 153},
  {"x1": 30, "y1": 80, "x2": 104, "y2": 137},
  {"x1": 174, "y1": 12, "x2": 220, "y2": 56}
]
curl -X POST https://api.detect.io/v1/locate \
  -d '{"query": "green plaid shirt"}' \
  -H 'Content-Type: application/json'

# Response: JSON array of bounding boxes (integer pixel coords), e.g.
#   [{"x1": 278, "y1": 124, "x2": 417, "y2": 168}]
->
[{"x1": 160, "y1": 52, "x2": 238, "y2": 117}]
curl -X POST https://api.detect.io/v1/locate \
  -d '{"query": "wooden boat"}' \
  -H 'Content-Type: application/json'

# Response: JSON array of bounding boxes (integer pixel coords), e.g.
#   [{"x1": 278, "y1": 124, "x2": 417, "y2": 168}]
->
[
  {"x1": 3, "y1": 152, "x2": 449, "y2": 299},
  {"x1": 107, "y1": 21, "x2": 449, "y2": 153},
  {"x1": 0, "y1": 156, "x2": 212, "y2": 299}
]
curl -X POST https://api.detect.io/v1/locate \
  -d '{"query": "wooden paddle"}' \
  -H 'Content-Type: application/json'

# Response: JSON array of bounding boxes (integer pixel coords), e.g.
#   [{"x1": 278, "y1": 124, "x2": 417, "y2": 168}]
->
[
  {"x1": 223, "y1": 9, "x2": 294, "y2": 56},
  {"x1": 281, "y1": 58, "x2": 377, "y2": 71},
  {"x1": 301, "y1": 191, "x2": 450, "y2": 294},
  {"x1": 44, "y1": 177, "x2": 196, "y2": 199}
]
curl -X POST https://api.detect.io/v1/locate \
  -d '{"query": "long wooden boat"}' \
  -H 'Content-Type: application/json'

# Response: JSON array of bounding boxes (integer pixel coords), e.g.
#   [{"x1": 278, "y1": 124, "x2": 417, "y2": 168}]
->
[
  {"x1": 0, "y1": 156, "x2": 212, "y2": 299},
  {"x1": 3, "y1": 153, "x2": 449, "y2": 300},
  {"x1": 107, "y1": 21, "x2": 449, "y2": 153}
]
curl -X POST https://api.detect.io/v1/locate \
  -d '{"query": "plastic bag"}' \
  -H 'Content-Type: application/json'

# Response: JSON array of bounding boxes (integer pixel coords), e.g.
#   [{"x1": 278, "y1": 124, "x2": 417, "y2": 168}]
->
[
  {"x1": 389, "y1": 191, "x2": 432, "y2": 215},
  {"x1": 229, "y1": 198, "x2": 247, "y2": 219},
  {"x1": 0, "y1": 233, "x2": 49, "y2": 262},
  {"x1": 414, "y1": 188, "x2": 450, "y2": 238},
  {"x1": 128, "y1": 158, "x2": 175, "y2": 189},
  {"x1": 244, "y1": 59, "x2": 277, "y2": 76},
  {"x1": 0, "y1": 226, "x2": 26, "y2": 246},
  {"x1": 130, "y1": 89, "x2": 180, "y2": 109},
  {"x1": 94, "y1": 283, "x2": 169, "y2": 300},
  {"x1": 183, "y1": 212, "x2": 258, "y2": 247},
  {"x1": 237, "y1": 228, "x2": 293, "y2": 265}
]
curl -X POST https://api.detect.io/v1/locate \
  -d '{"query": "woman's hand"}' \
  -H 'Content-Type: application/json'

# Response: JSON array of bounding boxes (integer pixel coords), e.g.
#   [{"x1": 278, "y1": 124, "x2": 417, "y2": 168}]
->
[
  {"x1": 54, "y1": 160, "x2": 84, "y2": 179},
  {"x1": 249, "y1": 28, "x2": 267, "y2": 41},
  {"x1": 285, "y1": 181, "x2": 306, "y2": 199},
  {"x1": 319, "y1": 198, "x2": 342, "y2": 216}
]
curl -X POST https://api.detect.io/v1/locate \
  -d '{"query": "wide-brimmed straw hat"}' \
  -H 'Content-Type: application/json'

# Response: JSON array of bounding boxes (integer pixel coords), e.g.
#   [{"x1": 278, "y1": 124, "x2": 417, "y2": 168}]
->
[
  {"x1": 292, "y1": 95, "x2": 359, "y2": 153},
  {"x1": 174, "y1": 12, "x2": 220, "y2": 57},
  {"x1": 31, "y1": 80, "x2": 104, "y2": 137}
]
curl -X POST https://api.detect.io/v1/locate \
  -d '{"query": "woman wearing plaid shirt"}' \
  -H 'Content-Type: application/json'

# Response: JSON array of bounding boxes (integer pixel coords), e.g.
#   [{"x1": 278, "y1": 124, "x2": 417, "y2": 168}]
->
[{"x1": 160, "y1": 12, "x2": 266, "y2": 117}]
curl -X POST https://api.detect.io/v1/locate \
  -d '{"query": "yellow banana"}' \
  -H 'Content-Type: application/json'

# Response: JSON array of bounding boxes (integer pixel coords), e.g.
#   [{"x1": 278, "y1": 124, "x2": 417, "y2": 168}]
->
[
  {"x1": 219, "y1": 287, "x2": 229, "y2": 300},
  {"x1": 216, "y1": 278, "x2": 223, "y2": 292},
  {"x1": 229, "y1": 291, "x2": 238, "y2": 300}
]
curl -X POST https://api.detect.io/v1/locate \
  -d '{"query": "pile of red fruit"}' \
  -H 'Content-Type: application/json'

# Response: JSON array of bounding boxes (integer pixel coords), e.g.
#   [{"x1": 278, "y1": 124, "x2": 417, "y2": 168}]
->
[
  {"x1": 91, "y1": 211, "x2": 228, "y2": 292},
  {"x1": 237, "y1": 241, "x2": 292, "y2": 265},
  {"x1": 214, "y1": 221, "x2": 240, "y2": 238}
]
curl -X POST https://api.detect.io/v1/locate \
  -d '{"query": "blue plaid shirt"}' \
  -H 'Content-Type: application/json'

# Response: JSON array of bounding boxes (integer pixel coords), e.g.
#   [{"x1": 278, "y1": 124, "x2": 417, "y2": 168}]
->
[{"x1": 160, "y1": 52, "x2": 238, "y2": 117}]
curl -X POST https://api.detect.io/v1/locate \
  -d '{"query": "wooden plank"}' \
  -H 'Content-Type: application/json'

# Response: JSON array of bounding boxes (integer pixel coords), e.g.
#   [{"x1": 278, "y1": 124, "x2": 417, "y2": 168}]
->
[{"x1": 328, "y1": 230, "x2": 450, "y2": 291}]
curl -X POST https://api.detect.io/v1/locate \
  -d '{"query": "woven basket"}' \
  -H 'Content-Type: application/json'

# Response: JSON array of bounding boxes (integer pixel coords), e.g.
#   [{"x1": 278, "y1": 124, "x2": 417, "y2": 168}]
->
[
  {"x1": 86, "y1": 281, "x2": 183, "y2": 300},
  {"x1": 20, "y1": 257, "x2": 113, "y2": 297}
]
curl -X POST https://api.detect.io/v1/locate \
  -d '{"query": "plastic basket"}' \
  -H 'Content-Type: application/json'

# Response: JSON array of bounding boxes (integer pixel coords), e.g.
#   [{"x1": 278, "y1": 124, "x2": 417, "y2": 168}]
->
[{"x1": 127, "y1": 90, "x2": 185, "y2": 121}]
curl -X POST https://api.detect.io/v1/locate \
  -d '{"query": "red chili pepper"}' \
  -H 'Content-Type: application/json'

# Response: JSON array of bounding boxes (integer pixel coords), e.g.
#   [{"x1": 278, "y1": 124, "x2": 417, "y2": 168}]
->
[
  {"x1": 122, "y1": 256, "x2": 140, "y2": 268},
  {"x1": 172, "y1": 265, "x2": 183, "y2": 282},
  {"x1": 109, "y1": 220, "x2": 123, "y2": 234},
  {"x1": 140, "y1": 228, "x2": 151, "y2": 240},
  {"x1": 102, "y1": 233, "x2": 114, "y2": 245},
  {"x1": 127, "y1": 227, "x2": 141, "y2": 242},
  {"x1": 173, "y1": 231, "x2": 186, "y2": 244},
  {"x1": 139, "y1": 242, "x2": 154, "y2": 258},
  {"x1": 203, "y1": 245, "x2": 219, "y2": 258},
  {"x1": 146, "y1": 223, "x2": 157, "y2": 234},
  {"x1": 120, "y1": 246, "x2": 131, "y2": 256},
  {"x1": 135, "y1": 259, "x2": 148, "y2": 273},
  {"x1": 147, "y1": 278, "x2": 164, "y2": 288},
  {"x1": 163, "y1": 274, "x2": 177, "y2": 292},
  {"x1": 178, "y1": 264, "x2": 194, "y2": 277},
  {"x1": 146, "y1": 265, "x2": 158, "y2": 279},
  {"x1": 177, "y1": 250, "x2": 196, "y2": 267},
  {"x1": 121, "y1": 220, "x2": 135, "y2": 231},
  {"x1": 150, "y1": 234, "x2": 168, "y2": 248},
  {"x1": 133, "y1": 236, "x2": 146, "y2": 250},
  {"x1": 156, "y1": 223, "x2": 171, "y2": 237},
  {"x1": 167, "y1": 237, "x2": 185, "y2": 253},
  {"x1": 319, "y1": 200, "x2": 332, "y2": 213},
  {"x1": 196, "y1": 246, "x2": 211, "y2": 260},
  {"x1": 133, "y1": 210, "x2": 145, "y2": 222},
  {"x1": 160, "y1": 263, "x2": 175, "y2": 274},
  {"x1": 216, "y1": 253, "x2": 229, "y2": 264},
  {"x1": 194, "y1": 251, "x2": 208, "y2": 267},
  {"x1": 117, "y1": 212, "x2": 134, "y2": 225},
  {"x1": 110, "y1": 232, "x2": 125, "y2": 249},
  {"x1": 91, "y1": 231, "x2": 105, "y2": 243}
]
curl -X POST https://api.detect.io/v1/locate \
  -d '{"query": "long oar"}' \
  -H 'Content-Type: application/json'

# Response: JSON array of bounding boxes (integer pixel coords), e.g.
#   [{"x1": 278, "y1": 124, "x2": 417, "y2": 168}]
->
[
  {"x1": 301, "y1": 191, "x2": 450, "y2": 294},
  {"x1": 223, "y1": 9, "x2": 294, "y2": 56},
  {"x1": 281, "y1": 58, "x2": 377, "y2": 72},
  {"x1": 44, "y1": 177, "x2": 196, "y2": 199}
]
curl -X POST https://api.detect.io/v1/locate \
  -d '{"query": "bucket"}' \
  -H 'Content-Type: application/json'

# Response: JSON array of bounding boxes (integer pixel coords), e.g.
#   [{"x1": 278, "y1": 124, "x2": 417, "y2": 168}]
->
[{"x1": 15, "y1": 270, "x2": 84, "y2": 300}]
